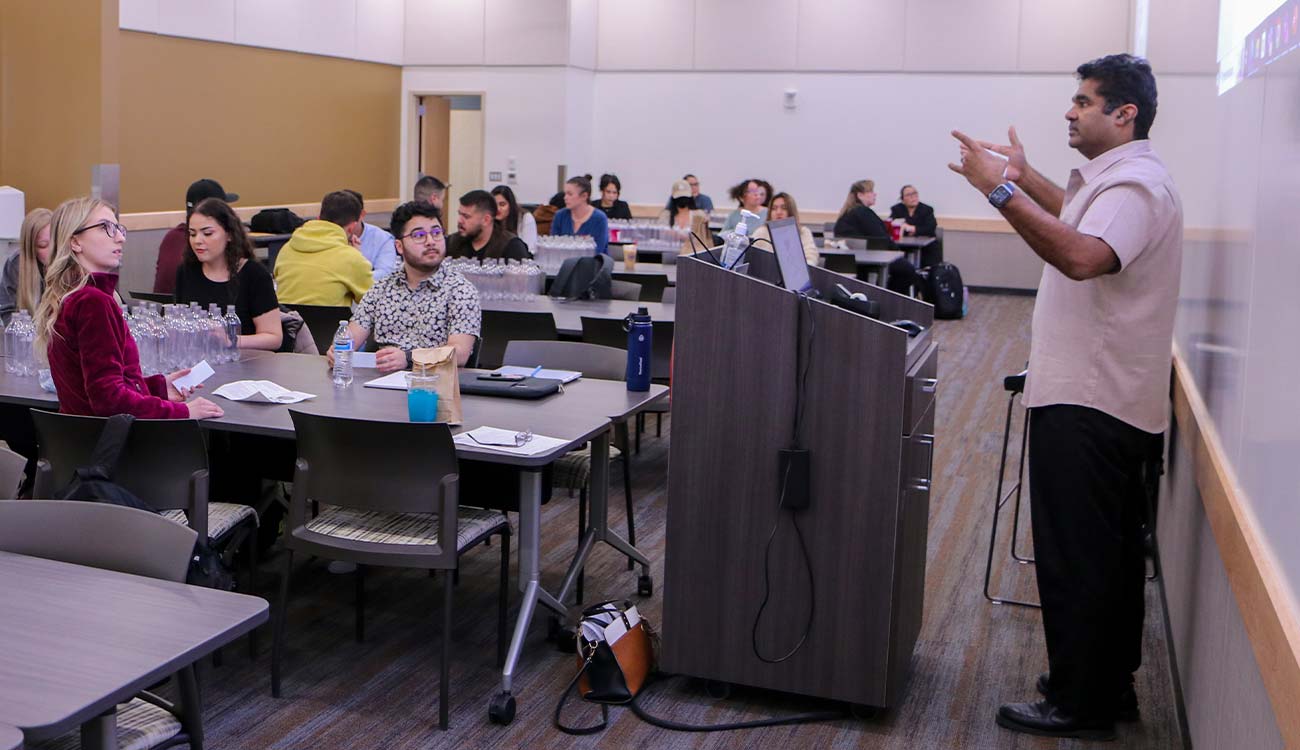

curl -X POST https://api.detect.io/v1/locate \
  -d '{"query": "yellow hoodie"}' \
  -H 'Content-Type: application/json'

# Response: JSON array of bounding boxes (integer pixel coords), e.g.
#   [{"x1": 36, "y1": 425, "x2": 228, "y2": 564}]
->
[{"x1": 273, "y1": 220, "x2": 374, "y2": 307}]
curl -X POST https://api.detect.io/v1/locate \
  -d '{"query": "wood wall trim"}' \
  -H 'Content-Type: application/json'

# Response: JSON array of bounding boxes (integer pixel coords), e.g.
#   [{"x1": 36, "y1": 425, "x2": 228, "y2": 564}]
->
[
  {"x1": 1171, "y1": 343, "x2": 1300, "y2": 748},
  {"x1": 121, "y1": 198, "x2": 401, "y2": 232}
]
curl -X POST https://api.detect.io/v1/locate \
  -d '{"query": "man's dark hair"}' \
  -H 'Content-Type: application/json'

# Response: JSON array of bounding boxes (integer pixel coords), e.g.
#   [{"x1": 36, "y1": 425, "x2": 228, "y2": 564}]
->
[
  {"x1": 414, "y1": 175, "x2": 446, "y2": 203},
  {"x1": 1076, "y1": 53, "x2": 1158, "y2": 139},
  {"x1": 342, "y1": 188, "x2": 365, "y2": 210},
  {"x1": 320, "y1": 190, "x2": 362, "y2": 226},
  {"x1": 459, "y1": 189, "x2": 497, "y2": 217},
  {"x1": 390, "y1": 200, "x2": 442, "y2": 238}
]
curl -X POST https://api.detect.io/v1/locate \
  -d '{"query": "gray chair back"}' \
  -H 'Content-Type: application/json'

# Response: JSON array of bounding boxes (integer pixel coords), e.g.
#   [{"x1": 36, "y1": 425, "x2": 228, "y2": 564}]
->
[
  {"x1": 579, "y1": 316, "x2": 673, "y2": 381},
  {"x1": 610, "y1": 280, "x2": 642, "y2": 300},
  {"x1": 283, "y1": 304, "x2": 352, "y2": 355},
  {"x1": 660, "y1": 287, "x2": 676, "y2": 304},
  {"x1": 479, "y1": 310, "x2": 558, "y2": 370},
  {"x1": 613, "y1": 272, "x2": 669, "y2": 302},
  {"x1": 0, "y1": 500, "x2": 197, "y2": 582},
  {"x1": 0, "y1": 446, "x2": 26, "y2": 500},
  {"x1": 822, "y1": 222, "x2": 836, "y2": 238},
  {"x1": 503, "y1": 340, "x2": 625, "y2": 381},
  {"x1": 287, "y1": 410, "x2": 462, "y2": 567},
  {"x1": 30, "y1": 411, "x2": 211, "y2": 538}
]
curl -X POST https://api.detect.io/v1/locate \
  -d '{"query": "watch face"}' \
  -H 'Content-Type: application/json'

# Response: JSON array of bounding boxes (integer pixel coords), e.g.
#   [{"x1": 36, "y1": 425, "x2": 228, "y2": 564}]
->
[{"x1": 990, "y1": 184, "x2": 1014, "y2": 208}]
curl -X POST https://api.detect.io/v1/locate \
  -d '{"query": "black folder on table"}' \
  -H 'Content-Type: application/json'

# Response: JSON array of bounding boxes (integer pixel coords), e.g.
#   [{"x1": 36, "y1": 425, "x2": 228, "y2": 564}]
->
[{"x1": 458, "y1": 372, "x2": 562, "y2": 400}]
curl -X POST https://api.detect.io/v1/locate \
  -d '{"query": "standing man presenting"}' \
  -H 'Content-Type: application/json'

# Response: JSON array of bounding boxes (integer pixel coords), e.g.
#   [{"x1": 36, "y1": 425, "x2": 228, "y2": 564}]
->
[{"x1": 949, "y1": 54, "x2": 1181, "y2": 741}]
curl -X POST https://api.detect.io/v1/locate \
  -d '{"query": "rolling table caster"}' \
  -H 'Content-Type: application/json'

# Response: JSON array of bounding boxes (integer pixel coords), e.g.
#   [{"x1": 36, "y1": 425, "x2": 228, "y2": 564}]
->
[
  {"x1": 488, "y1": 692, "x2": 517, "y2": 725},
  {"x1": 637, "y1": 574, "x2": 653, "y2": 597}
]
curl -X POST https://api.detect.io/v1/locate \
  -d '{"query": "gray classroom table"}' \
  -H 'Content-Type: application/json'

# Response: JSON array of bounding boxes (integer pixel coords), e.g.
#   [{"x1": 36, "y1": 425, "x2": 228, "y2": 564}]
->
[
  {"x1": 0, "y1": 352, "x2": 667, "y2": 722},
  {"x1": 479, "y1": 297, "x2": 675, "y2": 337},
  {"x1": 0, "y1": 550, "x2": 267, "y2": 749},
  {"x1": 820, "y1": 248, "x2": 905, "y2": 286}
]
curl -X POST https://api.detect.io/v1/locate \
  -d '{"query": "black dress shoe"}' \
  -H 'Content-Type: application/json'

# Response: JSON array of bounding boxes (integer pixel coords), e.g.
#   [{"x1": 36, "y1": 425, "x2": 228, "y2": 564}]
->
[
  {"x1": 1037, "y1": 672, "x2": 1140, "y2": 722},
  {"x1": 996, "y1": 700, "x2": 1116, "y2": 741}
]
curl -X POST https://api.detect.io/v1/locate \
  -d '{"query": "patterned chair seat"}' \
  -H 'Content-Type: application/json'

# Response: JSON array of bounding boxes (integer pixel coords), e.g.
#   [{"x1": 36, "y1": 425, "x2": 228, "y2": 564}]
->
[
  {"x1": 305, "y1": 504, "x2": 508, "y2": 552},
  {"x1": 553, "y1": 444, "x2": 623, "y2": 492},
  {"x1": 37, "y1": 697, "x2": 183, "y2": 750},
  {"x1": 161, "y1": 502, "x2": 258, "y2": 541}
]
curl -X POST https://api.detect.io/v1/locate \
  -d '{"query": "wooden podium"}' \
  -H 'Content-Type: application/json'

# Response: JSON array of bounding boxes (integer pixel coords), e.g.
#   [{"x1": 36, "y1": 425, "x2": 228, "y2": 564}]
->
[{"x1": 662, "y1": 250, "x2": 938, "y2": 709}]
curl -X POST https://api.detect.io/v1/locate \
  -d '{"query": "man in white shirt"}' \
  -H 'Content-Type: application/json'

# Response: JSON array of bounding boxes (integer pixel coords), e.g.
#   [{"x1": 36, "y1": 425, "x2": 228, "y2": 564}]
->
[
  {"x1": 343, "y1": 189, "x2": 397, "y2": 281},
  {"x1": 950, "y1": 54, "x2": 1180, "y2": 741}
]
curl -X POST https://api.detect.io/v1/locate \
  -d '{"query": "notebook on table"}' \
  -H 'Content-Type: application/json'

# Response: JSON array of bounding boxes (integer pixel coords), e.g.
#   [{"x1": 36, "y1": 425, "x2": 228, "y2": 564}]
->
[{"x1": 458, "y1": 372, "x2": 562, "y2": 400}]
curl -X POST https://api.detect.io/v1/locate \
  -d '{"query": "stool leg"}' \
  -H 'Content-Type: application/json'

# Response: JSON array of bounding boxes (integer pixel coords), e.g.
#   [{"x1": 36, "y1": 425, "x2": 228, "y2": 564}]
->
[{"x1": 983, "y1": 393, "x2": 1039, "y2": 608}]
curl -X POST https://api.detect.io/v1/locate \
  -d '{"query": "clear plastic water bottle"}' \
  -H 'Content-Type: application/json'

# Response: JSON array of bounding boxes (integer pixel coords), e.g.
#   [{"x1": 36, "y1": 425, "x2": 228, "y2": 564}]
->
[
  {"x1": 332, "y1": 320, "x2": 353, "y2": 387},
  {"x1": 3, "y1": 314, "x2": 18, "y2": 374},
  {"x1": 224, "y1": 305, "x2": 241, "y2": 363},
  {"x1": 721, "y1": 209, "x2": 760, "y2": 269},
  {"x1": 13, "y1": 312, "x2": 34, "y2": 377}
]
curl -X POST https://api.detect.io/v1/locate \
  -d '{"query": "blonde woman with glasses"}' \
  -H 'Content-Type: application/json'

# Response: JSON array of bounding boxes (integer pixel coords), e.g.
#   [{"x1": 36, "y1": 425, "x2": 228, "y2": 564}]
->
[
  {"x1": 1, "y1": 208, "x2": 53, "y2": 325},
  {"x1": 35, "y1": 197, "x2": 223, "y2": 419}
]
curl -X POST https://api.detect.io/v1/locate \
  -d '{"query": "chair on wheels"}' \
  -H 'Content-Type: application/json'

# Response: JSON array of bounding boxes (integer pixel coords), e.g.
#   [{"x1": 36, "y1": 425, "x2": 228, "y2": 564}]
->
[
  {"x1": 502, "y1": 340, "x2": 636, "y2": 599},
  {"x1": 30, "y1": 411, "x2": 261, "y2": 614},
  {"x1": 0, "y1": 500, "x2": 205, "y2": 750},
  {"x1": 272, "y1": 411, "x2": 511, "y2": 731},
  {"x1": 580, "y1": 316, "x2": 673, "y2": 452},
  {"x1": 982, "y1": 370, "x2": 1040, "y2": 608},
  {"x1": 478, "y1": 310, "x2": 558, "y2": 370},
  {"x1": 283, "y1": 304, "x2": 353, "y2": 355}
]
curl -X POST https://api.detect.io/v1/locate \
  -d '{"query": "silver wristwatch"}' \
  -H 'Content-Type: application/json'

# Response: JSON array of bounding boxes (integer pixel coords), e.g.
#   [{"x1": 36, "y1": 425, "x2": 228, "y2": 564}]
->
[{"x1": 988, "y1": 181, "x2": 1016, "y2": 209}]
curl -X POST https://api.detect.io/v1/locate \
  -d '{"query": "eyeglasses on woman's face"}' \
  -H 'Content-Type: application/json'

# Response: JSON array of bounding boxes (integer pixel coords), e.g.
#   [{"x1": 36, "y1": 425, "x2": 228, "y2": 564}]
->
[{"x1": 73, "y1": 220, "x2": 128, "y2": 239}]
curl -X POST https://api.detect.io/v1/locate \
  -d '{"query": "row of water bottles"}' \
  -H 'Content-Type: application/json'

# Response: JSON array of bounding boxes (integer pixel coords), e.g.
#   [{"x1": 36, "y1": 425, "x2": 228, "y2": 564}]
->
[
  {"x1": 125, "y1": 302, "x2": 241, "y2": 376},
  {"x1": 445, "y1": 258, "x2": 546, "y2": 300},
  {"x1": 607, "y1": 220, "x2": 691, "y2": 253},
  {"x1": 533, "y1": 235, "x2": 597, "y2": 274},
  {"x1": 3, "y1": 311, "x2": 37, "y2": 376}
]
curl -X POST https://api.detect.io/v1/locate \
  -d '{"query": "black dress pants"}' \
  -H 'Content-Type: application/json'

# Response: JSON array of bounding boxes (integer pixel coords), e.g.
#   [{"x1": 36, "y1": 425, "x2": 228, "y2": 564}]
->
[{"x1": 1028, "y1": 404, "x2": 1158, "y2": 718}]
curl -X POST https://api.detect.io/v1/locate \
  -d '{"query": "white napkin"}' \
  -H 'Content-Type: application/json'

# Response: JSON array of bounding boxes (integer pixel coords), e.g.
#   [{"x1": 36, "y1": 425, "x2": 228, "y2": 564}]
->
[{"x1": 212, "y1": 380, "x2": 315, "y2": 404}]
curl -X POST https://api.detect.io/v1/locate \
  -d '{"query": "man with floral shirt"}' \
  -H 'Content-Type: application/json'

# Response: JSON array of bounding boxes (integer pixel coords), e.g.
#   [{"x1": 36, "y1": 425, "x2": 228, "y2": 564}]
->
[{"x1": 326, "y1": 201, "x2": 480, "y2": 372}]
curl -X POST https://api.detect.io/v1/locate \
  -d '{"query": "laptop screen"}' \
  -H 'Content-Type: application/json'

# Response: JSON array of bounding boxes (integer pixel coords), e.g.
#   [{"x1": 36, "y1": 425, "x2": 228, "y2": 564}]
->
[{"x1": 768, "y1": 217, "x2": 813, "y2": 294}]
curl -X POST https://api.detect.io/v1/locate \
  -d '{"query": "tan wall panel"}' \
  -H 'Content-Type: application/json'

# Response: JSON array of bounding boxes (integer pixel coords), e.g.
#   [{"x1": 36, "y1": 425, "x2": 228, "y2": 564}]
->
[
  {"x1": 117, "y1": 31, "x2": 401, "y2": 213},
  {"x1": 0, "y1": 0, "x2": 113, "y2": 211}
]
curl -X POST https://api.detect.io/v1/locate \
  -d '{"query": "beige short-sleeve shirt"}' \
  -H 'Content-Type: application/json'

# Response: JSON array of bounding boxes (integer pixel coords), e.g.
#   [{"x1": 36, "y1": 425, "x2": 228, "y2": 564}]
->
[{"x1": 1023, "y1": 139, "x2": 1183, "y2": 434}]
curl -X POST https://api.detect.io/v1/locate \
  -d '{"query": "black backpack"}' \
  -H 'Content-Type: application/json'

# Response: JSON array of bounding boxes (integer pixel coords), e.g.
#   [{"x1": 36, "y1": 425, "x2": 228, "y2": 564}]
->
[
  {"x1": 921, "y1": 262, "x2": 967, "y2": 319},
  {"x1": 249, "y1": 208, "x2": 305, "y2": 234},
  {"x1": 57, "y1": 414, "x2": 236, "y2": 591},
  {"x1": 550, "y1": 255, "x2": 613, "y2": 300}
]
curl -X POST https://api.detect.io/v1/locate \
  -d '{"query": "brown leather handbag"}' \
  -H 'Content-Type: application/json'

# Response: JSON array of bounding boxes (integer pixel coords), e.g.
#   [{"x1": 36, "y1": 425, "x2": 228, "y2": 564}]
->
[{"x1": 554, "y1": 600, "x2": 658, "y2": 735}]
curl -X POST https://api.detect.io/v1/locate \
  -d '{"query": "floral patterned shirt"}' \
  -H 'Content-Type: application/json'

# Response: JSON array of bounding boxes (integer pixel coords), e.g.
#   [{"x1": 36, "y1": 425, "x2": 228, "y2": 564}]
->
[{"x1": 352, "y1": 263, "x2": 481, "y2": 354}]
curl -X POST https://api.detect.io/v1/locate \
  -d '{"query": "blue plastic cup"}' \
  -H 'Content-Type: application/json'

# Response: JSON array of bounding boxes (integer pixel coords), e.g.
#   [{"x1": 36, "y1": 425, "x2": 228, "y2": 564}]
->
[{"x1": 405, "y1": 372, "x2": 440, "y2": 422}]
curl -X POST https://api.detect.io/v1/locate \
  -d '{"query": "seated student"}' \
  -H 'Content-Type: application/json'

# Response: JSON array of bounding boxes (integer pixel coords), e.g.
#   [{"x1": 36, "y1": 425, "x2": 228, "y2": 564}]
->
[
  {"x1": 752, "y1": 192, "x2": 819, "y2": 264},
  {"x1": 655, "y1": 179, "x2": 711, "y2": 254},
  {"x1": 889, "y1": 184, "x2": 938, "y2": 237},
  {"x1": 327, "y1": 201, "x2": 480, "y2": 372},
  {"x1": 663, "y1": 173, "x2": 714, "y2": 214},
  {"x1": 414, "y1": 175, "x2": 447, "y2": 211},
  {"x1": 153, "y1": 179, "x2": 238, "y2": 295},
  {"x1": 446, "y1": 190, "x2": 531, "y2": 261},
  {"x1": 36, "y1": 197, "x2": 223, "y2": 420},
  {"x1": 491, "y1": 185, "x2": 538, "y2": 253},
  {"x1": 722, "y1": 178, "x2": 772, "y2": 232},
  {"x1": 592, "y1": 174, "x2": 633, "y2": 221},
  {"x1": 550, "y1": 176, "x2": 610, "y2": 255},
  {"x1": 1, "y1": 208, "x2": 53, "y2": 325},
  {"x1": 343, "y1": 189, "x2": 397, "y2": 280},
  {"x1": 175, "y1": 198, "x2": 282, "y2": 351},
  {"x1": 833, "y1": 179, "x2": 896, "y2": 247},
  {"x1": 273, "y1": 191, "x2": 373, "y2": 307}
]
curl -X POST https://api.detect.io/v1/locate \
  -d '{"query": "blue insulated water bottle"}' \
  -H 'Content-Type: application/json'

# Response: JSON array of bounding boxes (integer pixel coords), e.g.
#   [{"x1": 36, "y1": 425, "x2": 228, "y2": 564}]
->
[{"x1": 625, "y1": 306, "x2": 653, "y2": 392}]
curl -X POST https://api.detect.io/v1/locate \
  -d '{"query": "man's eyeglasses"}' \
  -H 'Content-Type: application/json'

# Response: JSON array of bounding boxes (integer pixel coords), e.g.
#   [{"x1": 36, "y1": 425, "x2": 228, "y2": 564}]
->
[
  {"x1": 73, "y1": 220, "x2": 128, "y2": 239},
  {"x1": 401, "y1": 227, "x2": 444, "y2": 243}
]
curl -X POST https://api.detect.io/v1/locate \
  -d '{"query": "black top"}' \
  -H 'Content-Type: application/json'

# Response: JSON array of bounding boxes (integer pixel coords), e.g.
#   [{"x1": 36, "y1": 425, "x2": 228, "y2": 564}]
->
[
  {"x1": 174, "y1": 259, "x2": 279, "y2": 335},
  {"x1": 446, "y1": 227, "x2": 532, "y2": 261},
  {"x1": 834, "y1": 204, "x2": 896, "y2": 247},
  {"x1": 591, "y1": 199, "x2": 632, "y2": 221},
  {"x1": 889, "y1": 202, "x2": 938, "y2": 237}
]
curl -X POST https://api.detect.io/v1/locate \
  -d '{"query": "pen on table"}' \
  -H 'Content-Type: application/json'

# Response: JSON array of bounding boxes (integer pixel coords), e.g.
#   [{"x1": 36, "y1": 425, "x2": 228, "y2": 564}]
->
[{"x1": 528, "y1": 365, "x2": 543, "y2": 378}]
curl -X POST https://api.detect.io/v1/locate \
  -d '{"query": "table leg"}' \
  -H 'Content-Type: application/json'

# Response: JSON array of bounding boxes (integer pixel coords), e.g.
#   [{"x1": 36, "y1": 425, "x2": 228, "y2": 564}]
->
[
  {"x1": 498, "y1": 469, "x2": 565, "y2": 695},
  {"x1": 80, "y1": 707, "x2": 117, "y2": 750},
  {"x1": 557, "y1": 429, "x2": 652, "y2": 606}
]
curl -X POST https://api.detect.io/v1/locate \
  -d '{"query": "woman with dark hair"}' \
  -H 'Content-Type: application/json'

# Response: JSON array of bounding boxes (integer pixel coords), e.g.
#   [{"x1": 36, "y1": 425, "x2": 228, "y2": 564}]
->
[
  {"x1": 550, "y1": 176, "x2": 610, "y2": 255},
  {"x1": 889, "y1": 184, "x2": 938, "y2": 237},
  {"x1": 174, "y1": 198, "x2": 281, "y2": 351},
  {"x1": 592, "y1": 174, "x2": 632, "y2": 220},
  {"x1": 491, "y1": 185, "x2": 538, "y2": 252},
  {"x1": 833, "y1": 178, "x2": 894, "y2": 245},
  {"x1": 721, "y1": 178, "x2": 772, "y2": 232}
]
